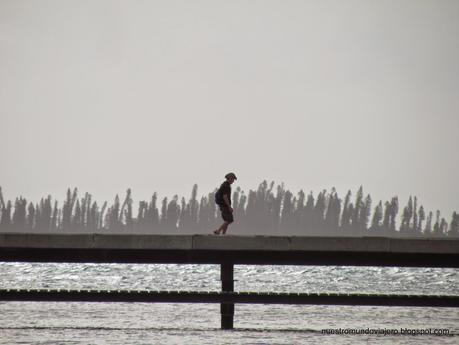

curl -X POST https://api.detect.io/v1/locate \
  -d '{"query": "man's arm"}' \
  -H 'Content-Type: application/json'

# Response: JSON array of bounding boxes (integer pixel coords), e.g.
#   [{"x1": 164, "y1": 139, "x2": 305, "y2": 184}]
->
[{"x1": 223, "y1": 194, "x2": 233, "y2": 212}]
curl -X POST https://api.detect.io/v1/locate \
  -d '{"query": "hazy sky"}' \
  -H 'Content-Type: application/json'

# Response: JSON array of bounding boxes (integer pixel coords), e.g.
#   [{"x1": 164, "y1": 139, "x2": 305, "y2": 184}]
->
[{"x1": 1, "y1": 0, "x2": 458, "y2": 219}]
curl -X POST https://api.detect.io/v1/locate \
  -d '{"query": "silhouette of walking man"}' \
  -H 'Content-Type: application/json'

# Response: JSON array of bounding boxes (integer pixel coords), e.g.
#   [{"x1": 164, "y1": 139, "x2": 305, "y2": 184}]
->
[{"x1": 213, "y1": 173, "x2": 237, "y2": 235}]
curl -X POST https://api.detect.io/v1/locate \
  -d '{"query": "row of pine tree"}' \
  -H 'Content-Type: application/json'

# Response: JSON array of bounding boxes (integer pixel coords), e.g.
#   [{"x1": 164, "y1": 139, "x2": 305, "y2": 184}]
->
[{"x1": 0, "y1": 183, "x2": 457, "y2": 237}]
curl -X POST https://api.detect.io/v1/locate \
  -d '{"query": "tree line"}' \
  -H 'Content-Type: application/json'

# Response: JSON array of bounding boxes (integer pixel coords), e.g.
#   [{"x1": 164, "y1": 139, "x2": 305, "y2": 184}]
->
[{"x1": 0, "y1": 182, "x2": 457, "y2": 237}]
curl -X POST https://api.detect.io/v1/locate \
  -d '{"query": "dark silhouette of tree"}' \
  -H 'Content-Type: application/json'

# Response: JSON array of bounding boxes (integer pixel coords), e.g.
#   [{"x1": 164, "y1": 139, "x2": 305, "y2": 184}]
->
[
  {"x1": 231, "y1": 187, "x2": 241, "y2": 233},
  {"x1": 400, "y1": 196, "x2": 412, "y2": 234},
  {"x1": 198, "y1": 192, "x2": 218, "y2": 232},
  {"x1": 34, "y1": 201, "x2": 40, "y2": 231},
  {"x1": 87, "y1": 201, "x2": 98, "y2": 232},
  {"x1": 245, "y1": 189, "x2": 257, "y2": 232},
  {"x1": 12, "y1": 197, "x2": 27, "y2": 232},
  {"x1": 302, "y1": 192, "x2": 315, "y2": 235},
  {"x1": 417, "y1": 205, "x2": 425, "y2": 234},
  {"x1": 178, "y1": 184, "x2": 199, "y2": 234},
  {"x1": 424, "y1": 211, "x2": 433, "y2": 235},
  {"x1": 147, "y1": 193, "x2": 159, "y2": 231},
  {"x1": 324, "y1": 188, "x2": 340, "y2": 235},
  {"x1": 243, "y1": 182, "x2": 277, "y2": 234},
  {"x1": 36, "y1": 196, "x2": 52, "y2": 232},
  {"x1": 358, "y1": 194, "x2": 372, "y2": 235},
  {"x1": 267, "y1": 182, "x2": 281, "y2": 234},
  {"x1": 433, "y1": 210, "x2": 441, "y2": 237},
  {"x1": 136, "y1": 200, "x2": 148, "y2": 232},
  {"x1": 51, "y1": 200, "x2": 59, "y2": 232},
  {"x1": 351, "y1": 186, "x2": 364, "y2": 234},
  {"x1": 62, "y1": 188, "x2": 77, "y2": 232},
  {"x1": 80, "y1": 193, "x2": 89, "y2": 231},
  {"x1": 333, "y1": 191, "x2": 342, "y2": 233},
  {"x1": 121, "y1": 189, "x2": 133, "y2": 231},
  {"x1": 340, "y1": 191, "x2": 352, "y2": 234},
  {"x1": 370, "y1": 201, "x2": 383, "y2": 233},
  {"x1": 0, "y1": 187, "x2": 5, "y2": 213},
  {"x1": 233, "y1": 187, "x2": 247, "y2": 234},
  {"x1": 160, "y1": 197, "x2": 168, "y2": 232},
  {"x1": 293, "y1": 189, "x2": 305, "y2": 234},
  {"x1": 26, "y1": 202, "x2": 35, "y2": 231},
  {"x1": 0, "y1": 183, "x2": 456, "y2": 238},
  {"x1": 280, "y1": 190, "x2": 294, "y2": 233},
  {"x1": 253, "y1": 181, "x2": 276, "y2": 234},
  {"x1": 448, "y1": 212, "x2": 459, "y2": 237},
  {"x1": 99, "y1": 201, "x2": 108, "y2": 230},
  {"x1": 208, "y1": 191, "x2": 219, "y2": 229},
  {"x1": 400, "y1": 196, "x2": 426, "y2": 237},
  {"x1": 412, "y1": 197, "x2": 418, "y2": 234},
  {"x1": 1, "y1": 200, "x2": 12, "y2": 231},
  {"x1": 440, "y1": 218, "x2": 448, "y2": 236},
  {"x1": 85, "y1": 194, "x2": 92, "y2": 231},
  {"x1": 72, "y1": 199, "x2": 81, "y2": 232},
  {"x1": 136, "y1": 195, "x2": 158, "y2": 234},
  {"x1": 310, "y1": 190, "x2": 326, "y2": 235},
  {"x1": 403, "y1": 196, "x2": 422, "y2": 236},
  {"x1": 0, "y1": 187, "x2": 6, "y2": 231},
  {"x1": 178, "y1": 196, "x2": 188, "y2": 232},
  {"x1": 270, "y1": 184, "x2": 284, "y2": 235},
  {"x1": 389, "y1": 197, "x2": 399, "y2": 234},
  {"x1": 165, "y1": 195, "x2": 179, "y2": 232},
  {"x1": 190, "y1": 184, "x2": 199, "y2": 232},
  {"x1": 381, "y1": 201, "x2": 390, "y2": 233},
  {"x1": 346, "y1": 203, "x2": 355, "y2": 235},
  {"x1": 107, "y1": 194, "x2": 121, "y2": 231},
  {"x1": 1, "y1": 200, "x2": 12, "y2": 232}
]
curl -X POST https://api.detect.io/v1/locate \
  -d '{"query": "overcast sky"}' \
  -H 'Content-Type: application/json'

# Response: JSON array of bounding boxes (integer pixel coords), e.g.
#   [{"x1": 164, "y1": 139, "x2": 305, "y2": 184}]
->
[{"x1": 1, "y1": 0, "x2": 458, "y2": 219}]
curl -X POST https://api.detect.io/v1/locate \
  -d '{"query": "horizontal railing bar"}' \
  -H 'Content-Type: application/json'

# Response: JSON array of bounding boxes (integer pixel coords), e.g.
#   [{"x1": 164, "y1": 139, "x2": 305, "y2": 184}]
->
[{"x1": 1, "y1": 289, "x2": 457, "y2": 307}]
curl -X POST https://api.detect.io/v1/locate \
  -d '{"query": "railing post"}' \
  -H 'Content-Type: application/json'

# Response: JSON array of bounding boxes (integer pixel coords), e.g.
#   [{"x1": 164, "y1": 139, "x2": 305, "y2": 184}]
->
[{"x1": 220, "y1": 263, "x2": 234, "y2": 330}]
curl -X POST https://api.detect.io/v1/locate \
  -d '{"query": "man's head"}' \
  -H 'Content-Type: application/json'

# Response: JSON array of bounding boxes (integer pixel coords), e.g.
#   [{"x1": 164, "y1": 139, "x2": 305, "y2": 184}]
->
[{"x1": 225, "y1": 172, "x2": 237, "y2": 184}]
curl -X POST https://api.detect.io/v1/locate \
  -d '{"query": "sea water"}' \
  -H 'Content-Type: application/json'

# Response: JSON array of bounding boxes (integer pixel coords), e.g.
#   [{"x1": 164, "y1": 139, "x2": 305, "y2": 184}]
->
[{"x1": 0, "y1": 263, "x2": 458, "y2": 344}]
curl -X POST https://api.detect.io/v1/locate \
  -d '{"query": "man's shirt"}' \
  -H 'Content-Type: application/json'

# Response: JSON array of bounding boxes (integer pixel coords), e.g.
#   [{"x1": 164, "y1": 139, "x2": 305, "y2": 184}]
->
[{"x1": 216, "y1": 181, "x2": 231, "y2": 206}]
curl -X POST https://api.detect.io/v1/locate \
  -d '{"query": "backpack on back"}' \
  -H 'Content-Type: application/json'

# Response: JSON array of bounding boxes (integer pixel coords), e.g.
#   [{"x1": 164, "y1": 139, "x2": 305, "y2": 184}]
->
[{"x1": 215, "y1": 190, "x2": 223, "y2": 205}]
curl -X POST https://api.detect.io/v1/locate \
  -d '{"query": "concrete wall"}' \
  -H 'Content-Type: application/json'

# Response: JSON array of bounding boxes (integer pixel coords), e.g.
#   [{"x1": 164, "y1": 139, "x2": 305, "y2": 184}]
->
[{"x1": 0, "y1": 233, "x2": 458, "y2": 254}]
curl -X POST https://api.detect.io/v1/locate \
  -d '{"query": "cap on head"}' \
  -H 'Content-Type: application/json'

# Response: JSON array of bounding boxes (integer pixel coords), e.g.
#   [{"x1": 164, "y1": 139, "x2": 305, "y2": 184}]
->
[{"x1": 225, "y1": 172, "x2": 237, "y2": 180}]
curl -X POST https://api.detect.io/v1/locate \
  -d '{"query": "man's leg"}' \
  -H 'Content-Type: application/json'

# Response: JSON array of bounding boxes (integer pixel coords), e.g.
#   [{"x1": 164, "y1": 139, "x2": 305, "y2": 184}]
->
[
  {"x1": 221, "y1": 222, "x2": 229, "y2": 234},
  {"x1": 214, "y1": 221, "x2": 229, "y2": 235},
  {"x1": 222, "y1": 210, "x2": 233, "y2": 234}
]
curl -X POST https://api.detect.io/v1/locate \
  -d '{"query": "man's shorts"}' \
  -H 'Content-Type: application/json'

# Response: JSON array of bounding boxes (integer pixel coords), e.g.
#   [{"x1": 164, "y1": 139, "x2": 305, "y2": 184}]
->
[{"x1": 219, "y1": 205, "x2": 234, "y2": 224}]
